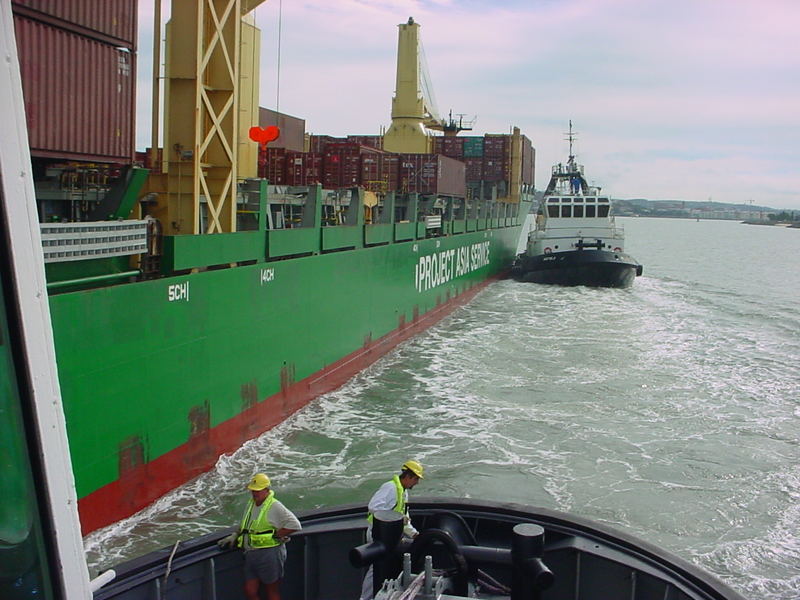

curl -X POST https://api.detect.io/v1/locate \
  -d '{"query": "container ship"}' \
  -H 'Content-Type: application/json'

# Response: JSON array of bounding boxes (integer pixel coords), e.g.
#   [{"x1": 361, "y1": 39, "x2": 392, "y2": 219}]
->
[{"x1": 9, "y1": 3, "x2": 534, "y2": 534}]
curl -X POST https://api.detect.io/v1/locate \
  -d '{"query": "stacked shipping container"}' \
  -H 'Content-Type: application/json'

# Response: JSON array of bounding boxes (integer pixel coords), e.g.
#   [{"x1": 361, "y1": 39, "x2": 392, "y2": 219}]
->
[
  {"x1": 260, "y1": 146, "x2": 463, "y2": 196},
  {"x1": 12, "y1": 0, "x2": 137, "y2": 163},
  {"x1": 397, "y1": 154, "x2": 465, "y2": 196},
  {"x1": 260, "y1": 132, "x2": 532, "y2": 197},
  {"x1": 433, "y1": 133, "x2": 534, "y2": 185}
]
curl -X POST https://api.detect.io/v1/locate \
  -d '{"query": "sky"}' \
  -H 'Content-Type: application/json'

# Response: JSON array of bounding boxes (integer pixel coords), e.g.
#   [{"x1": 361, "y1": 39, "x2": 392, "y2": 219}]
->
[{"x1": 135, "y1": 0, "x2": 800, "y2": 209}]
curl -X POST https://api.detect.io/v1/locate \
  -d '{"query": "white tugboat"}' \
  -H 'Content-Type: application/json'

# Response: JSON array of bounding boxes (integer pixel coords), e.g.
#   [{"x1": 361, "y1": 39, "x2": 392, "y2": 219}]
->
[{"x1": 512, "y1": 122, "x2": 642, "y2": 287}]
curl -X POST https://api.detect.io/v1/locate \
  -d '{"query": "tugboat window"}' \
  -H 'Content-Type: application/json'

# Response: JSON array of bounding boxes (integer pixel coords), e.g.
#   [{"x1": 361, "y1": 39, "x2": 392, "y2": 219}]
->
[
  {"x1": 586, "y1": 205, "x2": 596, "y2": 217},
  {"x1": 548, "y1": 206, "x2": 559, "y2": 217},
  {"x1": 561, "y1": 206, "x2": 571, "y2": 217},
  {"x1": 598, "y1": 205, "x2": 610, "y2": 217},
  {"x1": 573, "y1": 197, "x2": 583, "y2": 202},
  {"x1": 573, "y1": 206, "x2": 584, "y2": 217}
]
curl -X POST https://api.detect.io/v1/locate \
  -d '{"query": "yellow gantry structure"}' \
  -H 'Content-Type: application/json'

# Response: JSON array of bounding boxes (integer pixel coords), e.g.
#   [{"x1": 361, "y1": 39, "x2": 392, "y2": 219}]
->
[
  {"x1": 383, "y1": 18, "x2": 439, "y2": 154},
  {"x1": 151, "y1": 0, "x2": 265, "y2": 235}
]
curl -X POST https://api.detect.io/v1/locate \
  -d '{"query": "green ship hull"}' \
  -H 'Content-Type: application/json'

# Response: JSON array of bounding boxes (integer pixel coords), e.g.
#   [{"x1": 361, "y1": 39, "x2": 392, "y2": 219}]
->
[{"x1": 49, "y1": 214, "x2": 528, "y2": 534}]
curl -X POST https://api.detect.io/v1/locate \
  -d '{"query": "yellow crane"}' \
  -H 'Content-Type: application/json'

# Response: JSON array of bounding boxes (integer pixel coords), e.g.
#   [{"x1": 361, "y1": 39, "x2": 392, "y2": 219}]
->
[
  {"x1": 383, "y1": 17, "x2": 472, "y2": 154},
  {"x1": 147, "y1": 0, "x2": 267, "y2": 235}
]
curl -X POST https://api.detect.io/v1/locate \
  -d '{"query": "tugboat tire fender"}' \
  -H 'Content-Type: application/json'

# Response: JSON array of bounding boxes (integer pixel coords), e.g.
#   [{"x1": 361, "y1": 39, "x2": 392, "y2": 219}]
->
[{"x1": 543, "y1": 247, "x2": 552, "y2": 254}]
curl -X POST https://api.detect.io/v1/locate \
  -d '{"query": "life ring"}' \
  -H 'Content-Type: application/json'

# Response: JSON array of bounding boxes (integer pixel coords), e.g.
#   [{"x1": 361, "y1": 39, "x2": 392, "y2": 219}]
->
[
  {"x1": 613, "y1": 247, "x2": 622, "y2": 252},
  {"x1": 544, "y1": 247, "x2": 552, "y2": 254}
]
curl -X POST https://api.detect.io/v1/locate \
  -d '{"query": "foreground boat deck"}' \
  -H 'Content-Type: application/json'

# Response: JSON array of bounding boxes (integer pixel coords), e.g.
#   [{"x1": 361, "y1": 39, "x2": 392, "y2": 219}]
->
[{"x1": 94, "y1": 499, "x2": 745, "y2": 600}]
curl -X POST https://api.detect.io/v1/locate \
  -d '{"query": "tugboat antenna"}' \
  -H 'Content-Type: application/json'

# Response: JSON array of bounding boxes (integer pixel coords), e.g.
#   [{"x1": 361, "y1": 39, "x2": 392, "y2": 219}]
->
[{"x1": 564, "y1": 120, "x2": 578, "y2": 161}]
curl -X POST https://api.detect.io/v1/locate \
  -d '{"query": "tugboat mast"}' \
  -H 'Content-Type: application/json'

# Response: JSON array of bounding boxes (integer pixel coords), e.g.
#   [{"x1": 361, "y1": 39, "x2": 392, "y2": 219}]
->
[{"x1": 566, "y1": 119, "x2": 577, "y2": 165}]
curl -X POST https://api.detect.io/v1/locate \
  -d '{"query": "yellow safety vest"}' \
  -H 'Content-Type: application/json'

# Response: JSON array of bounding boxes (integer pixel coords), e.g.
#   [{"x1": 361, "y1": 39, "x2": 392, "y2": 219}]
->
[
  {"x1": 238, "y1": 493, "x2": 279, "y2": 549},
  {"x1": 367, "y1": 475, "x2": 406, "y2": 523}
]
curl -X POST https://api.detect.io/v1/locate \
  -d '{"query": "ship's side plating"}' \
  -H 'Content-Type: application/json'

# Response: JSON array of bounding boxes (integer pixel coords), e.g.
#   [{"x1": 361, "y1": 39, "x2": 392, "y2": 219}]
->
[{"x1": 49, "y1": 212, "x2": 527, "y2": 534}]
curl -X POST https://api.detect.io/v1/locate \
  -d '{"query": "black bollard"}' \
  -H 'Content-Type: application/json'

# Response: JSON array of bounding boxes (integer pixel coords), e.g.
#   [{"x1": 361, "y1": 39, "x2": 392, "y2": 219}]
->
[
  {"x1": 348, "y1": 510, "x2": 405, "y2": 597},
  {"x1": 511, "y1": 523, "x2": 554, "y2": 600}
]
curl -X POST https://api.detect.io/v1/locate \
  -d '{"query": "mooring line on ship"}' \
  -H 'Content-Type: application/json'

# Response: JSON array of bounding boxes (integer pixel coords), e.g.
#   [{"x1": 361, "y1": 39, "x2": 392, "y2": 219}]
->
[{"x1": 162, "y1": 540, "x2": 180, "y2": 598}]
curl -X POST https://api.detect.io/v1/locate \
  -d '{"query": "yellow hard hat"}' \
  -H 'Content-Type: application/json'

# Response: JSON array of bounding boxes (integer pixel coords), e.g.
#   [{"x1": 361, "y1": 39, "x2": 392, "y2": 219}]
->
[
  {"x1": 402, "y1": 460, "x2": 424, "y2": 478},
  {"x1": 247, "y1": 473, "x2": 271, "y2": 491}
]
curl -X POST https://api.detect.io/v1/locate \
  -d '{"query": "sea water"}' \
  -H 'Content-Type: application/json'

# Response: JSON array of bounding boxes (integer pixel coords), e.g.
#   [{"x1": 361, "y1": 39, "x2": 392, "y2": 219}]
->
[{"x1": 85, "y1": 217, "x2": 800, "y2": 599}]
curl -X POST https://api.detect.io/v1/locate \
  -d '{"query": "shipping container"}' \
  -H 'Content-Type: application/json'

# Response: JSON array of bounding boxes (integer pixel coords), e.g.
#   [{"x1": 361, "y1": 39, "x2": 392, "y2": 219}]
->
[
  {"x1": 284, "y1": 151, "x2": 322, "y2": 186},
  {"x1": 260, "y1": 148, "x2": 286, "y2": 184},
  {"x1": 441, "y1": 136, "x2": 464, "y2": 159},
  {"x1": 482, "y1": 157, "x2": 506, "y2": 182},
  {"x1": 463, "y1": 137, "x2": 484, "y2": 158},
  {"x1": 347, "y1": 135, "x2": 383, "y2": 150},
  {"x1": 463, "y1": 157, "x2": 483, "y2": 182},
  {"x1": 308, "y1": 134, "x2": 345, "y2": 153},
  {"x1": 324, "y1": 143, "x2": 381, "y2": 189},
  {"x1": 14, "y1": 15, "x2": 135, "y2": 163},
  {"x1": 398, "y1": 154, "x2": 466, "y2": 197},
  {"x1": 13, "y1": 0, "x2": 137, "y2": 44},
  {"x1": 430, "y1": 136, "x2": 465, "y2": 160},
  {"x1": 383, "y1": 153, "x2": 400, "y2": 191},
  {"x1": 360, "y1": 153, "x2": 382, "y2": 191},
  {"x1": 483, "y1": 134, "x2": 507, "y2": 158},
  {"x1": 259, "y1": 108, "x2": 306, "y2": 152}
]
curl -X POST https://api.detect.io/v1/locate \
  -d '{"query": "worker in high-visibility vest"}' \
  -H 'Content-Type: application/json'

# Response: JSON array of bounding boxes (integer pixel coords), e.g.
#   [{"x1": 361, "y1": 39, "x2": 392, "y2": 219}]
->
[
  {"x1": 218, "y1": 473, "x2": 301, "y2": 600},
  {"x1": 359, "y1": 460, "x2": 425, "y2": 600}
]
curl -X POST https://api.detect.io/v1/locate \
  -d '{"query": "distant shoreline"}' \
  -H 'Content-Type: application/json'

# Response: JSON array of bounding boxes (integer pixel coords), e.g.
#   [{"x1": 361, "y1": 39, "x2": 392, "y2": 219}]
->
[{"x1": 741, "y1": 221, "x2": 800, "y2": 228}]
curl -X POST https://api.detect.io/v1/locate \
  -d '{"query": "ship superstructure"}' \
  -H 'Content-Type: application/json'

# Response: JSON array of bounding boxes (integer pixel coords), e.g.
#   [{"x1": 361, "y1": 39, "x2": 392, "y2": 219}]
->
[{"x1": 9, "y1": 1, "x2": 534, "y2": 534}]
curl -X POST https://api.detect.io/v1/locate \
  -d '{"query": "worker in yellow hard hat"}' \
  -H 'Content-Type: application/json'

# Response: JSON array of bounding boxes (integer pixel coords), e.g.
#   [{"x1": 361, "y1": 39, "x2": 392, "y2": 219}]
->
[
  {"x1": 359, "y1": 460, "x2": 425, "y2": 600},
  {"x1": 217, "y1": 473, "x2": 301, "y2": 600}
]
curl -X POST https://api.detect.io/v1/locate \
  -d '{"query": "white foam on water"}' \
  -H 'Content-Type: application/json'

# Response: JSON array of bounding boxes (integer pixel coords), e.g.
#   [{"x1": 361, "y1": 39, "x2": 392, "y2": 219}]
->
[{"x1": 85, "y1": 220, "x2": 800, "y2": 598}]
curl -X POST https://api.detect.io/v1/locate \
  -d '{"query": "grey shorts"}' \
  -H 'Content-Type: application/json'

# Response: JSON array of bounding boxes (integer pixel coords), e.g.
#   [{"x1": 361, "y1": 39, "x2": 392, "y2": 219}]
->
[{"x1": 243, "y1": 544, "x2": 287, "y2": 584}]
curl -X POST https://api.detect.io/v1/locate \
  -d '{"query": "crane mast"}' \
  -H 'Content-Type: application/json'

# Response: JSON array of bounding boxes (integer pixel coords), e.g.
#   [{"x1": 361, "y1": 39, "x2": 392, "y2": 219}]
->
[
  {"x1": 383, "y1": 17, "x2": 473, "y2": 154},
  {"x1": 148, "y1": 0, "x2": 266, "y2": 235},
  {"x1": 383, "y1": 18, "x2": 432, "y2": 153}
]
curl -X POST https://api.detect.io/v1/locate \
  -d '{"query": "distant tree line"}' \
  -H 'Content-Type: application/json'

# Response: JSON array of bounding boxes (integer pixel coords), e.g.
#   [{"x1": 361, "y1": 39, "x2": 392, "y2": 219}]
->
[{"x1": 768, "y1": 211, "x2": 799, "y2": 222}]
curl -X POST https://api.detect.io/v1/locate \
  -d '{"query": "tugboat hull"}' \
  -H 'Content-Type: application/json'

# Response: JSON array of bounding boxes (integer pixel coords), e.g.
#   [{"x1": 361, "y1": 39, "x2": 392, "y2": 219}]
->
[{"x1": 512, "y1": 249, "x2": 642, "y2": 288}]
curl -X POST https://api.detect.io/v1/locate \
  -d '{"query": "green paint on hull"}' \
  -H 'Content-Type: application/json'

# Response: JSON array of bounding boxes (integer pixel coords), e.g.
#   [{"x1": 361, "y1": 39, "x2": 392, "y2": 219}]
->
[{"x1": 48, "y1": 225, "x2": 525, "y2": 501}]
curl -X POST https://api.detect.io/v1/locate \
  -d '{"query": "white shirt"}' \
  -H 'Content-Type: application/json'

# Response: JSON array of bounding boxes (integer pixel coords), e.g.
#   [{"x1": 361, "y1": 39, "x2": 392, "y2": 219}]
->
[{"x1": 367, "y1": 479, "x2": 418, "y2": 538}]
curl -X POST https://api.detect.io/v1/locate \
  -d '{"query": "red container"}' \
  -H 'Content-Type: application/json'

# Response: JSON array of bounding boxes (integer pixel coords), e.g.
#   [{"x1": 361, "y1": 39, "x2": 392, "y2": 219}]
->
[
  {"x1": 260, "y1": 148, "x2": 286, "y2": 183},
  {"x1": 360, "y1": 153, "x2": 382, "y2": 189},
  {"x1": 14, "y1": 15, "x2": 135, "y2": 163},
  {"x1": 13, "y1": 0, "x2": 137, "y2": 44},
  {"x1": 347, "y1": 135, "x2": 383, "y2": 150},
  {"x1": 308, "y1": 135, "x2": 345, "y2": 153},
  {"x1": 482, "y1": 157, "x2": 505, "y2": 182},
  {"x1": 398, "y1": 154, "x2": 466, "y2": 197},
  {"x1": 464, "y1": 157, "x2": 483, "y2": 183},
  {"x1": 483, "y1": 134, "x2": 507, "y2": 158},
  {"x1": 324, "y1": 143, "x2": 381, "y2": 189},
  {"x1": 441, "y1": 136, "x2": 464, "y2": 159},
  {"x1": 383, "y1": 154, "x2": 399, "y2": 191},
  {"x1": 284, "y1": 152, "x2": 322, "y2": 186}
]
